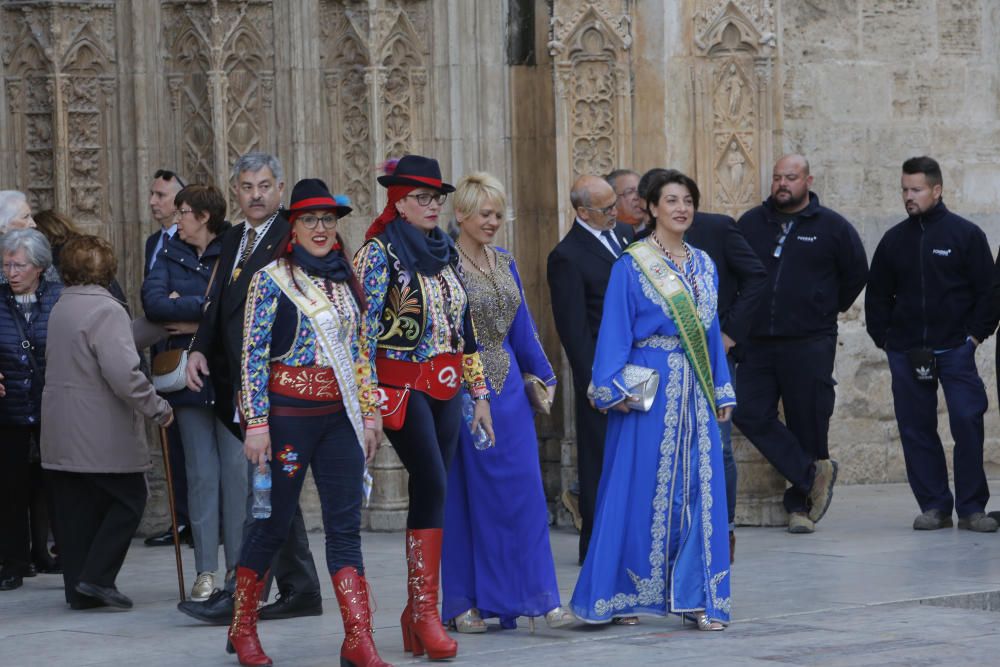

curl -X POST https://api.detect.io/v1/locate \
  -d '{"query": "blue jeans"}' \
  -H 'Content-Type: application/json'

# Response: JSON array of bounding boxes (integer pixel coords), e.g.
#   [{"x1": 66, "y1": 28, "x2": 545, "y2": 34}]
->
[{"x1": 241, "y1": 398, "x2": 366, "y2": 576}]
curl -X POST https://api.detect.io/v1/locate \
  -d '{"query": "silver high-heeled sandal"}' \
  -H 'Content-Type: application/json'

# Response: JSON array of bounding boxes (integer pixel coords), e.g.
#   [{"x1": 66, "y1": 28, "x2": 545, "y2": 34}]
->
[
  {"x1": 527, "y1": 606, "x2": 576, "y2": 633},
  {"x1": 682, "y1": 612, "x2": 724, "y2": 631},
  {"x1": 448, "y1": 608, "x2": 487, "y2": 634}
]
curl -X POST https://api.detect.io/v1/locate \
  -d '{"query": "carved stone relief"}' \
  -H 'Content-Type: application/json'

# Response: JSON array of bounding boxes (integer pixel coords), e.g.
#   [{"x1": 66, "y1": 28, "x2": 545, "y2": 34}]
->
[
  {"x1": 319, "y1": 0, "x2": 431, "y2": 222},
  {"x1": 2, "y1": 2, "x2": 116, "y2": 224},
  {"x1": 693, "y1": 0, "x2": 777, "y2": 219},
  {"x1": 549, "y1": 0, "x2": 633, "y2": 237},
  {"x1": 162, "y1": 0, "x2": 275, "y2": 197}
]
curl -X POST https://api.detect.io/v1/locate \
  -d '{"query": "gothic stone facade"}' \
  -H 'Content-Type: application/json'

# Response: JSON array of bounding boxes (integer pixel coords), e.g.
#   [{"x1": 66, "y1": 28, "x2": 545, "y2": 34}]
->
[{"x1": 4, "y1": 0, "x2": 1000, "y2": 532}]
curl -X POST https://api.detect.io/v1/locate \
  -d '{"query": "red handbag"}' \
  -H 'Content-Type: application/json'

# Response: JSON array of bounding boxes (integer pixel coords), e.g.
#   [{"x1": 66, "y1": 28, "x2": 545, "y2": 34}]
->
[{"x1": 378, "y1": 386, "x2": 411, "y2": 431}]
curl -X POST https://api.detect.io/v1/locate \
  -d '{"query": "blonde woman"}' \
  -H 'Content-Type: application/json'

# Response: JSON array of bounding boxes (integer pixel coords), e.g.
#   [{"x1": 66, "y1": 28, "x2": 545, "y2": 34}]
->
[{"x1": 442, "y1": 172, "x2": 572, "y2": 632}]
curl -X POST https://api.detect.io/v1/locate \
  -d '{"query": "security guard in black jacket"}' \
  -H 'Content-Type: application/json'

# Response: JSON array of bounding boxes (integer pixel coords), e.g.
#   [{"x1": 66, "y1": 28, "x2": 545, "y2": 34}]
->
[
  {"x1": 733, "y1": 154, "x2": 868, "y2": 533},
  {"x1": 866, "y1": 156, "x2": 1000, "y2": 533}
]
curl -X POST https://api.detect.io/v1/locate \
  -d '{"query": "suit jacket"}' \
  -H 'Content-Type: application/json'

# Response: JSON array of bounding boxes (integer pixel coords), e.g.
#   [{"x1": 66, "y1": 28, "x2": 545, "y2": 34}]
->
[
  {"x1": 685, "y1": 211, "x2": 769, "y2": 348},
  {"x1": 547, "y1": 221, "x2": 634, "y2": 393},
  {"x1": 190, "y1": 212, "x2": 289, "y2": 425},
  {"x1": 144, "y1": 228, "x2": 173, "y2": 278}
]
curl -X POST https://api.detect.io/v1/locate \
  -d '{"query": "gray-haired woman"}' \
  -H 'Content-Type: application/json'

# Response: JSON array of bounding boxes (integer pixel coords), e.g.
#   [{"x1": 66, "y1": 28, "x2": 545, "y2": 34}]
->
[
  {"x1": 0, "y1": 229, "x2": 62, "y2": 591},
  {"x1": 0, "y1": 191, "x2": 36, "y2": 234}
]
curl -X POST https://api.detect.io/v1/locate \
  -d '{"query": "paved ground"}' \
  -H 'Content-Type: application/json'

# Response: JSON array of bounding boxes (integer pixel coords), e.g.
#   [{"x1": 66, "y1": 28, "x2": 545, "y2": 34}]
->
[{"x1": 3, "y1": 482, "x2": 1000, "y2": 666}]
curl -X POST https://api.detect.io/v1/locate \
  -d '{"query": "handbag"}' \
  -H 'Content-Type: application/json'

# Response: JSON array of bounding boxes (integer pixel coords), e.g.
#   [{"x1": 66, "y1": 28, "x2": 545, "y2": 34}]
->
[
  {"x1": 522, "y1": 373, "x2": 552, "y2": 415},
  {"x1": 586, "y1": 363, "x2": 659, "y2": 412},
  {"x1": 378, "y1": 386, "x2": 411, "y2": 431},
  {"x1": 150, "y1": 255, "x2": 220, "y2": 394},
  {"x1": 152, "y1": 348, "x2": 188, "y2": 393}
]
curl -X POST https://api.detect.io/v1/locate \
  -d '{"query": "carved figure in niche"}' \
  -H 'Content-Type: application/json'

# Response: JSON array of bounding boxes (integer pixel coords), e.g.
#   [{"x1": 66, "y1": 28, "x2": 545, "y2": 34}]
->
[
  {"x1": 725, "y1": 141, "x2": 746, "y2": 199},
  {"x1": 725, "y1": 64, "x2": 743, "y2": 117}
]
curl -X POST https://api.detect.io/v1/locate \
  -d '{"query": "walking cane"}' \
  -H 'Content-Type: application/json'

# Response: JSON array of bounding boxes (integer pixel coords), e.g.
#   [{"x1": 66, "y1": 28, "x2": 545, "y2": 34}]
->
[{"x1": 158, "y1": 425, "x2": 186, "y2": 602}]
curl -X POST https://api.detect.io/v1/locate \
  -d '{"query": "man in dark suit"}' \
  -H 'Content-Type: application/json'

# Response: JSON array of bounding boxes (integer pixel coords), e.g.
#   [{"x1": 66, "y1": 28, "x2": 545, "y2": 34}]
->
[
  {"x1": 548, "y1": 174, "x2": 634, "y2": 565},
  {"x1": 142, "y1": 168, "x2": 192, "y2": 548},
  {"x1": 637, "y1": 167, "x2": 768, "y2": 559},
  {"x1": 177, "y1": 152, "x2": 323, "y2": 624}
]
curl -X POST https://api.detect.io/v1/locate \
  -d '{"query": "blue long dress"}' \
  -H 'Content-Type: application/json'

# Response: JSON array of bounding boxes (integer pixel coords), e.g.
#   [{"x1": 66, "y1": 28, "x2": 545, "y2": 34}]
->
[
  {"x1": 570, "y1": 239, "x2": 735, "y2": 625},
  {"x1": 442, "y1": 248, "x2": 562, "y2": 626}
]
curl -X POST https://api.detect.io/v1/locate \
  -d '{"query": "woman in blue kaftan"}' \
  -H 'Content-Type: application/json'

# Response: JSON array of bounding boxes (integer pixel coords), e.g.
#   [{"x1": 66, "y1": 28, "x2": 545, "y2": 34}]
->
[
  {"x1": 441, "y1": 172, "x2": 573, "y2": 632},
  {"x1": 570, "y1": 170, "x2": 735, "y2": 630}
]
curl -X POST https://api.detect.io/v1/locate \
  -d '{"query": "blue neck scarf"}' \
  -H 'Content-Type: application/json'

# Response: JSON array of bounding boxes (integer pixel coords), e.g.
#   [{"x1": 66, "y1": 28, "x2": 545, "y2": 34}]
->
[
  {"x1": 291, "y1": 243, "x2": 351, "y2": 282},
  {"x1": 384, "y1": 218, "x2": 457, "y2": 276}
]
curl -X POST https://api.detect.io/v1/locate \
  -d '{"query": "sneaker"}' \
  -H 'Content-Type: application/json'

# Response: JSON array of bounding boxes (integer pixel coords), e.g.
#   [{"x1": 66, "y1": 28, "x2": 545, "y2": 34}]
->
[
  {"x1": 957, "y1": 512, "x2": 998, "y2": 533},
  {"x1": 561, "y1": 489, "x2": 583, "y2": 532},
  {"x1": 807, "y1": 459, "x2": 838, "y2": 523},
  {"x1": 787, "y1": 512, "x2": 815, "y2": 534},
  {"x1": 913, "y1": 509, "x2": 953, "y2": 530},
  {"x1": 190, "y1": 572, "x2": 214, "y2": 601}
]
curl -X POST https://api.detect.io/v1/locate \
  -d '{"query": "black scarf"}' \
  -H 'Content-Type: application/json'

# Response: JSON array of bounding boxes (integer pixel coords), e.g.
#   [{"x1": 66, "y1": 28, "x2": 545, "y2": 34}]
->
[
  {"x1": 291, "y1": 243, "x2": 351, "y2": 282},
  {"x1": 384, "y1": 218, "x2": 457, "y2": 276}
]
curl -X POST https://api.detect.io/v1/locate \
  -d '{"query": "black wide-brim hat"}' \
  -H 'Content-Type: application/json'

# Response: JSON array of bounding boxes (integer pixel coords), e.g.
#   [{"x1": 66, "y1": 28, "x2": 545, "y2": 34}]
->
[
  {"x1": 288, "y1": 178, "x2": 353, "y2": 217},
  {"x1": 377, "y1": 155, "x2": 455, "y2": 193}
]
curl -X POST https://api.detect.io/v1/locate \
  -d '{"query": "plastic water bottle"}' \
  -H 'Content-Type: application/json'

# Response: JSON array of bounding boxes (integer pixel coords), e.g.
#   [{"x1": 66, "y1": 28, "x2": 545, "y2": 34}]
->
[
  {"x1": 462, "y1": 392, "x2": 493, "y2": 450},
  {"x1": 251, "y1": 466, "x2": 272, "y2": 519}
]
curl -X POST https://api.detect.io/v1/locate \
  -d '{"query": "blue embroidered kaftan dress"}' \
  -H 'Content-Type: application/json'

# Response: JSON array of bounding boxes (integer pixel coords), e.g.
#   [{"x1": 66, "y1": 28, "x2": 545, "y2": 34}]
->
[
  {"x1": 570, "y1": 240, "x2": 736, "y2": 625},
  {"x1": 441, "y1": 249, "x2": 561, "y2": 626}
]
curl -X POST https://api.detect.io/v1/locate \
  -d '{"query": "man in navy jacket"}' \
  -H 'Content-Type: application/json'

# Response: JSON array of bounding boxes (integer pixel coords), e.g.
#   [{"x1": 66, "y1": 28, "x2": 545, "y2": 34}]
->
[
  {"x1": 866, "y1": 156, "x2": 999, "y2": 532},
  {"x1": 733, "y1": 154, "x2": 868, "y2": 534}
]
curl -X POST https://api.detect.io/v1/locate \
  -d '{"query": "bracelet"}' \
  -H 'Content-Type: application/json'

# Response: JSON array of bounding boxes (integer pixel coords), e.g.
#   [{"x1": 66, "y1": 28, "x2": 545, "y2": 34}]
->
[{"x1": 472, "y1": 393, "x2": 490, "y2": 402}]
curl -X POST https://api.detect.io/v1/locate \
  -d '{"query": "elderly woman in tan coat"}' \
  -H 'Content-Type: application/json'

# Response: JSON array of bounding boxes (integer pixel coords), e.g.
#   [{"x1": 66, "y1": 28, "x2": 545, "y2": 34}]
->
[{"x1": 41, "y1": 235, "x2": 173, "y2": 611}]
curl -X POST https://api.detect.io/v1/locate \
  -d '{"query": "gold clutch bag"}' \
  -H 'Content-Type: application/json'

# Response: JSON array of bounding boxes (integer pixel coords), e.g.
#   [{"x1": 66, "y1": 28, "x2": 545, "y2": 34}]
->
[{"x1": 522, "y1": 374, "x2": 552, "y2": 415}]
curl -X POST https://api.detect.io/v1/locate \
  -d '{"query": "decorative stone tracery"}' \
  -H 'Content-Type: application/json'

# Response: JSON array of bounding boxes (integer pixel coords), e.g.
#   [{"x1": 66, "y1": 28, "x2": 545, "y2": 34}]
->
[
  {"x1": 692, "y1": 0, "x2": 777, "y2": 219},
  {"x1": 549, "y1": 0, "x2": 633, "y2": 237},
  {"x1": 319, "y1": 0, "x2": 431, "y2": 223}
]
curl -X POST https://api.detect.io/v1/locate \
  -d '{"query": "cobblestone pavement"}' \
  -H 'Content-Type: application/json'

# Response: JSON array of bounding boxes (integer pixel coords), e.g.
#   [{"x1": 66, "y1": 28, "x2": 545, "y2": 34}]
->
[{"x1": 3, "y1": 482, "x2": 1000, "y2": 666}]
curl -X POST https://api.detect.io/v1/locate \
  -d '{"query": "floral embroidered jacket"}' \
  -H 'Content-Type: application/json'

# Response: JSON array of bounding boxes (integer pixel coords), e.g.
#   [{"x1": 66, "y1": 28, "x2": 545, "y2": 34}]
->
[
  {"x1": 354, "y1": 235, "x2": 488, "y2": 397},
  {"x1": 240, "y1": 262, "x2": 379, "y2": 428}
]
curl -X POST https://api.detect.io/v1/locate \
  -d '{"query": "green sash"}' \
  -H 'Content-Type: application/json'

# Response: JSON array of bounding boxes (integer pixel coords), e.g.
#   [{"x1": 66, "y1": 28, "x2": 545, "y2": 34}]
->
[{"x1": 626, "y1": 243, "x2": 716, "y2": 413}]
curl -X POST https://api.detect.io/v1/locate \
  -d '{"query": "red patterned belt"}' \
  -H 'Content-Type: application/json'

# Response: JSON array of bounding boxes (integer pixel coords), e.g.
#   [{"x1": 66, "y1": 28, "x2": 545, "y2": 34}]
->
[
  {"x1": 268, "y1": 363, "x2": 342, "y2": 402},
  {"x1": 375, "y1": 352, "x2": 463, "y2": 401}
]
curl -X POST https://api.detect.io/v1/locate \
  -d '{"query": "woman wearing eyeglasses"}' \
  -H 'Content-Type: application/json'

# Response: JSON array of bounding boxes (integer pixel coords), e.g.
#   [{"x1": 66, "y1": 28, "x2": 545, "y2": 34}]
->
[
  {"x1": 570, "y1": 169, "x2": 735, "y2": 632},
  {"x1": 141, "y1": 185, "x2": 242, "y2": 603},
  {"x1": 229, "y1": 179, "x2": 388, "y2": 667},
  {"x1": 355, "y1": 155, "x2": 493, "y2": 661}
]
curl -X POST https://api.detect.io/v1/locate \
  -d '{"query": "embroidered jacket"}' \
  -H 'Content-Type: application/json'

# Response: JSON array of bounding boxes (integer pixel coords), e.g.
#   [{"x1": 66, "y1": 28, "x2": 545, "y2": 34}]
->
[
  {"x1": 240, "y1": 261, "x2": 379, "y2": 428},
  {"x1": 354, "y1": 235, "x2": 488, "y2": 397}
]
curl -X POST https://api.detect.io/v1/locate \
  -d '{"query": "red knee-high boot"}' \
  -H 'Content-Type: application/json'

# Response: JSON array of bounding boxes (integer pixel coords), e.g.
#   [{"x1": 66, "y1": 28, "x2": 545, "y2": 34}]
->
[
  {"x1": 403, "y1": 529, "x2": 457, "y2": 660},
  {"x1": 226, "y1": 566, "x2": 272, "y2": 666},
  {"x1": 334, "y1": 567, "x2": 392, "y2": 667}
]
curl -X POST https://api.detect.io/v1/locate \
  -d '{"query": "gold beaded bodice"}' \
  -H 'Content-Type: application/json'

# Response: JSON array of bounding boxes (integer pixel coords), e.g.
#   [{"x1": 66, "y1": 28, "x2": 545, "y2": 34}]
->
[{"x1": 460, "y1": 249, "x2": 521, "y2": 392}]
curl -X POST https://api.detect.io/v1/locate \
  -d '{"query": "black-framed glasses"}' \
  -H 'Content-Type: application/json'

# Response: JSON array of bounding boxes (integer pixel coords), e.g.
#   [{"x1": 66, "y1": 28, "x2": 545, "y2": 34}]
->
[
  {"x1": 298, "y1": 214, "x2": 338, "y2": 230},
  {"x1": 403, "y1": 192, "x2": 447, "y2": 207},
  {"x1": 154, "y1": 169, "x2": 187, "y2": 189},
  {"x1": 585, "y1": 203, "x2": 617, "y2": 217}
]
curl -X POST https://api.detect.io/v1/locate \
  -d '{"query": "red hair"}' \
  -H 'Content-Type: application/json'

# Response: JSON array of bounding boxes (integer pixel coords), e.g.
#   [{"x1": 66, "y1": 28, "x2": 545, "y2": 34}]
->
[{"x1": 365, "y1": 185, "x2": 414, "y2": 240}]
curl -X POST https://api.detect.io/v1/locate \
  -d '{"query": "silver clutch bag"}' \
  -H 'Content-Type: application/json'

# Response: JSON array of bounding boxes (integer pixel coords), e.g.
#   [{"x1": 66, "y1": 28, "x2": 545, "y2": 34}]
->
[
  {"x1": 621, "y1": 364, "x2": 659, "y2": 412},
  {"x1": 587, "y1": 364, "x2": 660, "y2": 412}
]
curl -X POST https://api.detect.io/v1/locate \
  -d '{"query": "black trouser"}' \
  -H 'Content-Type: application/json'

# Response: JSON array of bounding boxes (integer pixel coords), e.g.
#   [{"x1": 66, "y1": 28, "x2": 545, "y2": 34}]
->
[
  {"x1": 575, "y1": 389, "x2": 608, "y2": 564},
  {"x1": 733, "y1": 336, "x2": 837, "y2": 514},
  {"x1": 241, "y1": 399, "x2": 365, "y2": 577},
  {"x1": 46, "y1": 470, "x2": 146, "y2": 606},
  {"x1": 0, "y1": 425, "x2": 37, "y2": 574},
  {"x1": 386, "y1": 390, "x2": 462, "y2": 529}
]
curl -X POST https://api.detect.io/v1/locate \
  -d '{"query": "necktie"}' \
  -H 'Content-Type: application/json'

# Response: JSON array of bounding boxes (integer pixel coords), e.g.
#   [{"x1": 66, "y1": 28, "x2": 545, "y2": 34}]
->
[
  {"x1": 601, "y1": 229, "x2": 623, "y2": 257},
  {"x1": 232, "y1": 226, "x2": 257, "y2": 280}
]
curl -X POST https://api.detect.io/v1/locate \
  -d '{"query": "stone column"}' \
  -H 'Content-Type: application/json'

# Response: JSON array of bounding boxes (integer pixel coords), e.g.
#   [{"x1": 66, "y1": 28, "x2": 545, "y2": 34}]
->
[{"x1": 733, "y1": 430, "x2": 787, "y2": 526}]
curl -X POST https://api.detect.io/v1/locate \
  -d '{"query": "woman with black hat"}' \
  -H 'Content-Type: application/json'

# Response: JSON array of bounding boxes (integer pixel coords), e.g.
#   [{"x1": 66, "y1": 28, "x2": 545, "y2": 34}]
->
[
  {"x1": 228, "y1": 179, "x2": 389, "y2": 667},
  {"x1": 355, "y1": 155, "x2": 494, "y2": 661}
]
